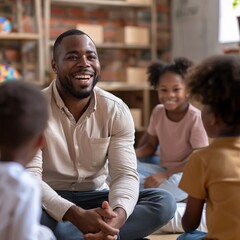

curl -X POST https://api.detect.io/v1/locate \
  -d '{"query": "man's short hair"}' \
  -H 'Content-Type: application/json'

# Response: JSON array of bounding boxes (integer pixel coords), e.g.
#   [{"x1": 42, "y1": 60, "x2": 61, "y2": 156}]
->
[{"x1": 53, "y1": 29, "x2": 94, "y2": 60}]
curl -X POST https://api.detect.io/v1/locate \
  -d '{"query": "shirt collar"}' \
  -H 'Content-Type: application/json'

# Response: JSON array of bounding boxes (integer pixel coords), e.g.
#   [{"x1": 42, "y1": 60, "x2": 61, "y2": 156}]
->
[
  {"x1": 52, "y1": 79, "x2": 97, "y2": 114},
  {"x1": 52, "y1": 80, "x2": 65, "y2": 110}
]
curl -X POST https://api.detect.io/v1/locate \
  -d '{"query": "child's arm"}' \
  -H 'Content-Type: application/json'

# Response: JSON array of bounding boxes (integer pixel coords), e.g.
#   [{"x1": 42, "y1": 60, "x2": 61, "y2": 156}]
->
[
  {"x1": 135, "y1": 133, "x2": 158, "y2": 158},
  {"x1": 164, "y1": 154, "x2": 191, "y2": 177},
  {"x1": 137, "y1": 131, "x2": 149, "y2": 148},
  {"x1": 143, "y1": 153, "x2": 190, "y2": 188},
  {"x1": 182, "y1": 196, "x2": 205, "y2": 232}
]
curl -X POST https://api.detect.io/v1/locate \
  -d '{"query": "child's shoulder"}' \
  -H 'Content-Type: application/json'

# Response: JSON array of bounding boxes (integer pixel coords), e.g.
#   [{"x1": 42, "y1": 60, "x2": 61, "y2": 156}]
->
[
  {"x1": 0, "y1": 162, "x2": 38, "y2": 191},
  {"x1": 0, "y1": 162, "x2": 22, "y2": 179},
  {"x1": 153, "y1": 104, "x2": 165, "y2": 112},
  {"x1": 151, "y1": 104, "x2": 165, "y2": 118},
  {"x1": 187, "y1": 103, "x2": 202, "y2": 117},
  {"x1": 188, "y1": 103, "x2": 201, "y2": 113}
]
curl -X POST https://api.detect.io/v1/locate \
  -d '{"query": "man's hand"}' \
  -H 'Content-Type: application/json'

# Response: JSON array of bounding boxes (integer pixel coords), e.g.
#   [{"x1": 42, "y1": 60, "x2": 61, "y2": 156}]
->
[
  {"x1": 84, "y1": 202, "x2": 127, "y2": 240},
  {"x1": 63, "y1": 203, "x2": 119, "y2": 236},
  {"x1": 144, "y1": 172, "x2": 167, "y2": 188},
  {"x1": 84, "y1": 231, "x2": 118, "y2": 240}
]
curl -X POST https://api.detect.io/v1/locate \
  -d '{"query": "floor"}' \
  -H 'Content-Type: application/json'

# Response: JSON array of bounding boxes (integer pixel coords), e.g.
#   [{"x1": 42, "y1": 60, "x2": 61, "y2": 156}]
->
[{"x1": 148, "y1": 234, "x2": 180, "y2": 240}]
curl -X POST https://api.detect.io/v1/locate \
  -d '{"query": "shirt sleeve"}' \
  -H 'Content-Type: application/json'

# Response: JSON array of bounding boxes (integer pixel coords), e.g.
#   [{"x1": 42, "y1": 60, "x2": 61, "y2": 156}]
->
[
  {"x1": 179, "y1": 151, "x2": 207, "y2": 200},
  {"x1": 9, "y1": 173, "x2": 55, "y2": 240},
  {"x1": 27, "y1": 150, "x2": 75, "y2": 221},
  {"x1": 189, "y1": 110, "x2": 209, "y2": 149},
  {"x1": 107, "y1": 103, "x2": 139, "y2": 218}
]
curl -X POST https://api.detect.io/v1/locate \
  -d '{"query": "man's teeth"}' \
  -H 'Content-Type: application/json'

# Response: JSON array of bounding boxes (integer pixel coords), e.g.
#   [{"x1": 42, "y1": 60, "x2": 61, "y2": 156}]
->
[{"x1": 75, "y1": 75, "x2": 91, "y2": 79}]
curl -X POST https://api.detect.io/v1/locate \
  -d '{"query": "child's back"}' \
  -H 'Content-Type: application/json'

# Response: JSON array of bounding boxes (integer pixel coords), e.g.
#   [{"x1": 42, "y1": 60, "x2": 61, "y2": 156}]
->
[
  {"x1": 180, "y1": 137, "x2": 240, "y2": 239},
  {"x1": 0, "y1": 81, "x2": 55, "y2": 240},
  {"x1": 177, "y1": 55, "x2": 240, "y2": 240},
  {"x1": 0, "y1": 162, "x2": 54, "y2": 240}
]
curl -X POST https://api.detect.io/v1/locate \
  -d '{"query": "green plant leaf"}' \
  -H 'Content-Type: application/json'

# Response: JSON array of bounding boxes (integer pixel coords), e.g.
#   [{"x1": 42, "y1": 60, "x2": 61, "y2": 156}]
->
[{"x1": 233, "y1": 0, "x2": 240, "y2": 8}]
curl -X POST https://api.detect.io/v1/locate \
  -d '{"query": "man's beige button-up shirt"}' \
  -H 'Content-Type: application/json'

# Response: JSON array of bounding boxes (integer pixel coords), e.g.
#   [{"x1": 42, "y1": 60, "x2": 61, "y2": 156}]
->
[{"x1": 27, "y1": 80, "x2": 139, "y2": 221}]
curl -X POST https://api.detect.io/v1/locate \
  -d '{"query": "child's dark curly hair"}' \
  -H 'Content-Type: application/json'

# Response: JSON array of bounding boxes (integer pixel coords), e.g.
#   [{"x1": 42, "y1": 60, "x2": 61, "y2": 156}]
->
[
  {"x1": 147, "y1": 57, "x2": 194, "y2": 89},
  {"x1": 187, "y1": 55, "x2": 240, "y2": 126}
]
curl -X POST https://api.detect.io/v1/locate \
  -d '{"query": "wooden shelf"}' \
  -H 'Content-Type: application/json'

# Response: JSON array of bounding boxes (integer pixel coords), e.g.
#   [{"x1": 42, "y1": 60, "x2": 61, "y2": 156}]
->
[
  {"x1": 0, "y1": 33, "x2": 40, "y2": 41},
  {"x1": 0, "y1": 0, "x2": 44, "y2": 84},
  {"x1": 48, "y1": 40, "x2": 150, "y2": 50},
  {"x1": 44, "y1": 0, "x2": 157, "y2": 62},
  {"x1": 51, "y1": 0, "x2": 151, "y2": 8},
  {"x1": 98, "y1": 82, "x2": 149, "y2": 91}
]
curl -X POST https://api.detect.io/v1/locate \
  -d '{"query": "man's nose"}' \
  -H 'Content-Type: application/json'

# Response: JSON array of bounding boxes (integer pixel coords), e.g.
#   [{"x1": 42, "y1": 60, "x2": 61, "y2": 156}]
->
[{"x1": 76, "y1": 55, "x2": 90, "y2": 67}]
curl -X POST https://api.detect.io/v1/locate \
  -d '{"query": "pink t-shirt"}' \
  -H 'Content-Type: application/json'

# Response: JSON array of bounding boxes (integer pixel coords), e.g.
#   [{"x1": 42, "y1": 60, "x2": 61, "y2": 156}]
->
[{"x1": 147, "y1": 104, "x2": 208, "y2": 170}]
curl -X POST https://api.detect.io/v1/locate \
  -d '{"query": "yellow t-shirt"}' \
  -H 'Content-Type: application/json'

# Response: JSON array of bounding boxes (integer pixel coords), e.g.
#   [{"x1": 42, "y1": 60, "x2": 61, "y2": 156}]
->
[{"x1": 179, "y1": 137, "x2": 240, "y2": 240}]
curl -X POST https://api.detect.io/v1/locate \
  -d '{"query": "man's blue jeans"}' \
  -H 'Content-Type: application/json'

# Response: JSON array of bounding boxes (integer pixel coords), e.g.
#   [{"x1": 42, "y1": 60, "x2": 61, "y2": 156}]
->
[
  {"x1": 177, "y1": 230, "x2": 207, "y2": 240},
  {"x1": 41, "y1": 189, "x2": 176, "y2": 240}
]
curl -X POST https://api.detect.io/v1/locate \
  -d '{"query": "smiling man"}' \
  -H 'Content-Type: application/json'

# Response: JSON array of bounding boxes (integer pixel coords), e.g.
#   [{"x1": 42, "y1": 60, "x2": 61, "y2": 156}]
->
[{"x1": 27, "y1": 29, "x2": 176, "y2": 240}]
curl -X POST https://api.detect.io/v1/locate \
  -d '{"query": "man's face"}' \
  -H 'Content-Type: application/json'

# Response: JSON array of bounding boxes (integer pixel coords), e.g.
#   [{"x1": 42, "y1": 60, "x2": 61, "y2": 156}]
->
[{"x1": 52, "y1": 34, "x2": 100, "y2": 99}]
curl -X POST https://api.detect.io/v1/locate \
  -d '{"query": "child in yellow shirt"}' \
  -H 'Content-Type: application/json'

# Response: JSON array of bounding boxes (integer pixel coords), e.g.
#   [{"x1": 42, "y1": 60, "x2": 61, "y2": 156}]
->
[{"x1": 177, "y1": 55, "x2": 240, "y2": 240}]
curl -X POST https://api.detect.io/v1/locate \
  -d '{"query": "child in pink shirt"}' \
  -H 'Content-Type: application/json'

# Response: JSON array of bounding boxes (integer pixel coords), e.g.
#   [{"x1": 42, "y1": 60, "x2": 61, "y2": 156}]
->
[{"x1": 136, "y1": 57, "x2": 209, "y2": 202}]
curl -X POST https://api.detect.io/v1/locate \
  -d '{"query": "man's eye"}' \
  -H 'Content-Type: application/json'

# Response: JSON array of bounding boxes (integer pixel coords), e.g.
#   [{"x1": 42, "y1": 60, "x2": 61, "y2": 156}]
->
[
  {"x1": 67, "y1": 56, "x2": 78, "y2": 61},
  {"x1": 88, "y1": 55, "x2": 97, "y2": 60}
]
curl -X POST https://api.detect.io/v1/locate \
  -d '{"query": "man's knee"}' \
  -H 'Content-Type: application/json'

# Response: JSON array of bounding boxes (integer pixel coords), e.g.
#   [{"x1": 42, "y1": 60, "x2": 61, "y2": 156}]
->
[
  {"x1": 41, "y1": 209, "x2": 58, "y2": 231},
  {"x1": 141, "y1": 188, "x2": 176, "y2": 223}
]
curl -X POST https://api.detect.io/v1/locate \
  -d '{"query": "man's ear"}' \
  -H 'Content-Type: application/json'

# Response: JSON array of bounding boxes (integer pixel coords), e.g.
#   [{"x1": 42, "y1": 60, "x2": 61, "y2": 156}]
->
[{"x1": 51, "y1": 59, "x2": 57, "y2": 73}]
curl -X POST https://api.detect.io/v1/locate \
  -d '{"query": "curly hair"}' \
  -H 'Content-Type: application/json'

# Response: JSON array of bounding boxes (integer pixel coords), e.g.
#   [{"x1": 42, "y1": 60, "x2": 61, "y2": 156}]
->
[
  {"x1": 147, "y1": 57, "x2": 194, "y2": 89},
  {"x1": 187, "y1": 55, "x2": 240, "y2": 126}
]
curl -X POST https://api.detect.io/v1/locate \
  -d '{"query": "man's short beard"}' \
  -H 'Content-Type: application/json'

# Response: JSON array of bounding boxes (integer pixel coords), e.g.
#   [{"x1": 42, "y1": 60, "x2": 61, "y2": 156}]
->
[
  {"x1": 71, "y1": 89, "x2": 93, "y2": 99},
  {"x1": 61, "y1": 75, "x2": 99, "y2": 100}
]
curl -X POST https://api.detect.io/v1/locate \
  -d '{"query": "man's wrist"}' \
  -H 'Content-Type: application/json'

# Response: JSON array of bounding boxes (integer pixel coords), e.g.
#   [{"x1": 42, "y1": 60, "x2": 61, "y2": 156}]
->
[
  {"x1": 113, "y1": 207, "x2": 127, "y2": 228},
  {"x1": 63, "y1": 204, "x2": 83, "y2": 222}
]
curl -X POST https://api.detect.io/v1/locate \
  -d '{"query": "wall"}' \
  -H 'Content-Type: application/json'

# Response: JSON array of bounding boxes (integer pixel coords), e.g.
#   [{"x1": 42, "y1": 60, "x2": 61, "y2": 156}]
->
[{"x1": 171, "y1": 0, "x2": 221, "y2": 63}]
